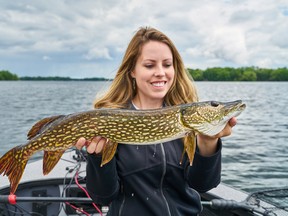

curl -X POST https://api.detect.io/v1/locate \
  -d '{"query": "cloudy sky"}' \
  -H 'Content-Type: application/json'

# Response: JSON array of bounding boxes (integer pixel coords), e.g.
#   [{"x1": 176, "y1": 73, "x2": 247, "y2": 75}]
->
[{"x1": 1, "y1": 0, "x2": 287, "y2": 78}]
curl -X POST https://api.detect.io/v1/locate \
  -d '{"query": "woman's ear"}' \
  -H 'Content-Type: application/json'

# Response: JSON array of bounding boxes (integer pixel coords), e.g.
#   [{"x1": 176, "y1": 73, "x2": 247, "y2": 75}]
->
[{"x1": 131, "y1": 70, "x2": 135, "y2": 78}]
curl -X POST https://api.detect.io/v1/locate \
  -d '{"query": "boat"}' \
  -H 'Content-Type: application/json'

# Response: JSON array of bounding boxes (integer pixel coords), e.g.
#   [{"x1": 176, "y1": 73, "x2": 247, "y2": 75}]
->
[{"x1": 0, "y1": 149, "x2": 287, "y2": 216}]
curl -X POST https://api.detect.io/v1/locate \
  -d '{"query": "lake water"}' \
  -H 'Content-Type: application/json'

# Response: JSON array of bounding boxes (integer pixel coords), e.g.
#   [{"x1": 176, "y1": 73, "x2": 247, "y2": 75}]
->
[{"x1": 0, "y1": 81, "x2": 287, "y2": 193}]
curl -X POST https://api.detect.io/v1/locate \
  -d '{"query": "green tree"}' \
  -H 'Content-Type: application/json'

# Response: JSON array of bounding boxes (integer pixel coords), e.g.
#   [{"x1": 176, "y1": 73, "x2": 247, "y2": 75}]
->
[
  {"x1": 230, "y1": 68, "x2": 243, "y2": 81},
  {"x1": 270, "y1": 68, "x2": 288, "y2": 81},
  {"x1": 217, "y1": 68, "x2": 231, "y2": 81},
  {"x1": 239, "y1": 70, "x2": 257, "y2": 81},
  {"x1": 203, "y1": 68, "x2": 217, "y2": 81},
  {"x1": 255, "y1": 68, "x2": 273, "y2": 81},
  {"x1": 187, "y1": 66, "x2": 288, "y2": 81},
  {"x1": 0, "y1": 70, "x2": 19, "y2": 80},
  {"x1": 203, "y1": 67, "x2": 232, "y2": 81},
  {"x1": 187, "y1": 68, "x2": 204, "y2": 81}
]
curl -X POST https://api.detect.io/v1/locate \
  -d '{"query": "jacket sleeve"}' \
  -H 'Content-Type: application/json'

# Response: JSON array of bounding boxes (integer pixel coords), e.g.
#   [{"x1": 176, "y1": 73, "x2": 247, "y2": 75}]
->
[
  {"x1": 86, "y1": 153, "x2": 120, "y2": 205},
  {"x1": 186, "y1": 139, "x2": 222, "y2": 193}
]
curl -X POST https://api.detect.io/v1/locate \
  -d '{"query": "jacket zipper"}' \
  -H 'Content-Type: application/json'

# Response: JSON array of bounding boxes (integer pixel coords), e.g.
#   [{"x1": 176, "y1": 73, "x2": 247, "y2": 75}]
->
[
  {"x1": 118, "y1": 184, "x2": 125, "y2": 216},
  {"x1": 160, "y1": 143, "x2": 172, "y2": 216},
  {"x1": 119, "y1": 144, "x2": 172, "y2": 216}
]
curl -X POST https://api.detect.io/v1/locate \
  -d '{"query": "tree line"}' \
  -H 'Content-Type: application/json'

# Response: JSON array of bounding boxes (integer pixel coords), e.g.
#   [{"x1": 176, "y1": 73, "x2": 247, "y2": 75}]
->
[
  {"x1": 0, "y1": 70, "x2": 110, "y2": 81},
  {"x1": 187, "y1": 67, "x2": 288, "y2": 81},
  {"x1": 1, "y1": 67, "x2": 288, "y2": 81}
]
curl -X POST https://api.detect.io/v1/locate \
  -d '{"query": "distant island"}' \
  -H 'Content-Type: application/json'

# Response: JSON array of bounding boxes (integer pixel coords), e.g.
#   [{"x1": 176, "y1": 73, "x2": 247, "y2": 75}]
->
[
  {"x1": 20, "y1": 76, "x2": 112, "y2": 81},
  {"x1": 1, "y1": 67, "x2": 288, "y2": 81},
  {"x1": 0, "y1": 70, "x2": 112, "y2": 81},
  {"x1": 187, "y1": 67, "x2": 288, "y2": 81}
]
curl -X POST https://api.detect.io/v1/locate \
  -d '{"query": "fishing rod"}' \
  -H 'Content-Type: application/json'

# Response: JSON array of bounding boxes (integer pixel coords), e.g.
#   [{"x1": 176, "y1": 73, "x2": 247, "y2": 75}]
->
[
  {"x1": 0, "y1": 195, "x2": 276, "y2": 215},
  {"x1": 0, "y1": 194, "x2": 93, "y2": 204},
  {"x1": 201, "y1": 199, "x2": 276, "y2": 216}
]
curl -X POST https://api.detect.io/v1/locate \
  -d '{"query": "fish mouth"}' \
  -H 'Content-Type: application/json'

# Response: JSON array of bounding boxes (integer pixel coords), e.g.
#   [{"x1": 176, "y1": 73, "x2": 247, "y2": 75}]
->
[
  {"x1": 239, "y1": 103, "x2": 246, "y2": 110},
  {"x1": 224, "y1": 100, "x2": 246, "y2": 118},
  {"x1": 225, "y1": 100, "x2": 245, "y2": 109},
  {"x1": 235, "y1": 101, "x2": 246, "y2": 112}
]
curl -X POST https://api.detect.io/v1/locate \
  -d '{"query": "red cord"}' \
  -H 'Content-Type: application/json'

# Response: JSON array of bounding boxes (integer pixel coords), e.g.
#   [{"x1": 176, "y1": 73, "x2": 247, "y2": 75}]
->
[
  {"x1": 6, "y1": 170, "x2": 104, "y2": 215},
  {"x1": 74, "y1": 171, "x2": 103, "y2": 216},
  {"x1": 65, "y1": 202, "x2": 90, "y2": 216}
]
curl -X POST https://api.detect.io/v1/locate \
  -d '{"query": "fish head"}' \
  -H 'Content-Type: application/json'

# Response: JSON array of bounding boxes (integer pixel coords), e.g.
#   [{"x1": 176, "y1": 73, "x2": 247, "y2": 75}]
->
[{"x1": 180, "y1": 100, "x2": 246, "y2": 136}]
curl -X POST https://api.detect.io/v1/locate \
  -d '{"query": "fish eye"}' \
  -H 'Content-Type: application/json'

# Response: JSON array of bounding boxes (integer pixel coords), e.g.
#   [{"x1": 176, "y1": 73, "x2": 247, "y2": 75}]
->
[
  {"x1": 181, "y1": 109, "x2": 186, "y2": 115},
  {"x1": 211, "y1": 101, "x2": 219, "y2": 107}
]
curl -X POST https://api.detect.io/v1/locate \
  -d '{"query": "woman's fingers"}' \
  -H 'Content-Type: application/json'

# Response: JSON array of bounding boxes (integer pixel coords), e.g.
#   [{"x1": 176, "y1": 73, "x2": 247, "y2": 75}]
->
[
  {"x1": 95, "y1": 137, "x2": 107, "y2": 154},
  {"x1": 217, "y1": 117, "x2": 237, "y2": 138},
  {"x1": 75, "y1": 137, "x2": 87, "y2": 150},
  {"x1": 85, "y1": 136, "x2": 107, "y2": 154}
]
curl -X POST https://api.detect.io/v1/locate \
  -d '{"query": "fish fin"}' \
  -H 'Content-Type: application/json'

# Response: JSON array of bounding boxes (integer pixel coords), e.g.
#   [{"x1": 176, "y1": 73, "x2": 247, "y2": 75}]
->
[
  {"x1": 101, "y1": 141, "x2": 118, "y2": 166},
  {"x1": 27, "y1": 115, "x2": 65, "y2": 140},
  {"x1": 43, "y1": 150, "x2": 65, "y2": 175},
  {"x1": 0, "y1": 146, "x2": 29, "y2": 194},
  {"x1": 179, "y1": 143, "x2": 186, "y2": 165},
  {"x1": 183, "y1": 132, "x2": 197, "y2": 166}
]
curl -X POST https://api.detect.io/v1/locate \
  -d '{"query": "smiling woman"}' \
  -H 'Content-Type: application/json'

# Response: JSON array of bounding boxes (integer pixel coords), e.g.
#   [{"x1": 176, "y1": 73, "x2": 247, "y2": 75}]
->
[
  {"x1": 131, "y1": 40, "x2": 175, "y2": 109},
  {"x1": 74, "y1": 26, "x2": 238, "y2": 216},
  {"x1": 92, "y1": 27, "x2": 199, "y2": 110}
]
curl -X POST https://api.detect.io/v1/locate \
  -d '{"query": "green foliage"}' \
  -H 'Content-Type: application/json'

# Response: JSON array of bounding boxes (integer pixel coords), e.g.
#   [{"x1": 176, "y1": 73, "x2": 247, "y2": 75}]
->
[
  {"x1": 20, "y1": 76, "x2": 111, "y2": 81},
  {"x1": 0, "y1": 70, "x2": 19, "y2": 80},
  {"x1": 187, "y1": 68, "x2": 204, "y2": 81},
  {"x1": 1, "y1": 68, "x2": 287, "y2": 82},
  {"x1": 20, "y1": 76, "x2": 72, "y2": 81},
  {"x1": 0, "y1": 70, "x2": 111, "y2": 81},
  {"x1": 188, "y1": 67, "x2": 288, "y2": 81},
  {"x1": 203, "y1": 67, "x2": 232, "y2": 81},
  {"x1": 239, "y1": 70, "x2": 257, "y2": 81},
  {"x1": 269, "y1": 68, "x2": 288, "y2": 81},
  {"x1": 255, "y1": 68, "x2": 272, "y2": 81}
]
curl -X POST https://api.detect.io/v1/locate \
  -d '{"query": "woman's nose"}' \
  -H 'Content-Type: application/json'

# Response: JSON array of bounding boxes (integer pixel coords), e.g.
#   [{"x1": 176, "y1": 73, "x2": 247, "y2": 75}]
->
[{"x1": 154, "y1": 66, "x2": 165, "y2": 76}]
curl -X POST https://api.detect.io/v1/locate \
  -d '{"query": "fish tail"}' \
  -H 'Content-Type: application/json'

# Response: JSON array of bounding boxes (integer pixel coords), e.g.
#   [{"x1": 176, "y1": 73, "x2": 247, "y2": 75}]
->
[{"x1": 0, "y1": 146, "x2": 29, "y2": 194}]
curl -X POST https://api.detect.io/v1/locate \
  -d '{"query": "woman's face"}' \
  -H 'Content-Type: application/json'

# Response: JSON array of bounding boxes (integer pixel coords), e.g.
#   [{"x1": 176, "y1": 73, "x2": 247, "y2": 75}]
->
[{"x1": 131, "y1": 41, "x2": 175, "y2": 108}]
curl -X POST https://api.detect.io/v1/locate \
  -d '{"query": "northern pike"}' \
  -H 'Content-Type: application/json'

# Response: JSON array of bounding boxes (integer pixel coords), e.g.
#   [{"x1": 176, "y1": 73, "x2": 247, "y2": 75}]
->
[{"x1": 0, "y1": 100, "x2": 246, "y2": 194}]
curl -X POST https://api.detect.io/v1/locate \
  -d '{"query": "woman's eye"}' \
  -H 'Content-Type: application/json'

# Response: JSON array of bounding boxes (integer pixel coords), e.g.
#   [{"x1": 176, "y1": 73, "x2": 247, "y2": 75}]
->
[
  {"x1": 164, "y1": 64, "x2": 172, "y2": 68},
  {"x1": 145, "y1": 65, "x2": 153, "y2": 68}
]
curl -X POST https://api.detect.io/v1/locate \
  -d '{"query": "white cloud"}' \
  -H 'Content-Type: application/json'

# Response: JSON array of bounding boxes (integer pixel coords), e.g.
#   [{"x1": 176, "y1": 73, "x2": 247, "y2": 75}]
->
[
  {"x1": 84, "y1": 47, "x2": 112, "y2": 60},
  {"x1": 0, "y1": 0, "x2": 287, "y2": 78},
  {"x1": 42, "y1": 56, "x2": 51, "y2": 61}
]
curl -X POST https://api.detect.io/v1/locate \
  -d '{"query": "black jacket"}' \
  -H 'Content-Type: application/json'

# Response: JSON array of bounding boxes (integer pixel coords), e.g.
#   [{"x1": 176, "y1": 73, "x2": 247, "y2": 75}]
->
[{"x1": 86, "y1": 138, "x2": 222, "y2": 216}]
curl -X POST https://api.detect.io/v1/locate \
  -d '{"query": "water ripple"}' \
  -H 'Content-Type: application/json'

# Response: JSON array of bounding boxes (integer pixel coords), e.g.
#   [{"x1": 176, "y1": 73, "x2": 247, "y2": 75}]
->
[{"x1": 0, "y1": 81, "x2": 287, "y2": 193}]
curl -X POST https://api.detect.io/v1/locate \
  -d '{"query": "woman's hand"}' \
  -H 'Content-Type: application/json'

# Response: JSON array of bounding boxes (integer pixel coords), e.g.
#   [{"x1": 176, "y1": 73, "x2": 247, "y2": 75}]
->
[
  {"x1": 75, "y1": 136, "x2": 107, "y2": 154},
  {"x1": 197, "y1": 117, "x2": 237, "y2": 156}
]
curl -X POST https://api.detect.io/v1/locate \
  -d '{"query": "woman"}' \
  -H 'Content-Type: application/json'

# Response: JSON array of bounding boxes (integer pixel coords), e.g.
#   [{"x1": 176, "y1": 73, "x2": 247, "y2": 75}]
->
[{"x1": 76, "y1": 27, "x2": 237, "y2": 215}]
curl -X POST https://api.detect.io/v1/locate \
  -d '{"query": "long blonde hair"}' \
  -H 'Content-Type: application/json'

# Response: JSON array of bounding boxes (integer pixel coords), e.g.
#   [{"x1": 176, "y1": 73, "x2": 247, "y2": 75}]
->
[{"x1": 94, "y1": 26, "x2": 198, "y2": 109}]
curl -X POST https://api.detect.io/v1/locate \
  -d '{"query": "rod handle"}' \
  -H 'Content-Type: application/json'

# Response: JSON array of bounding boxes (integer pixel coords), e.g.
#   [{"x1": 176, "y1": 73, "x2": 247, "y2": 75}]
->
[{"x1": 0, "y1": 195, "x2": 17, "y2": 205}]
